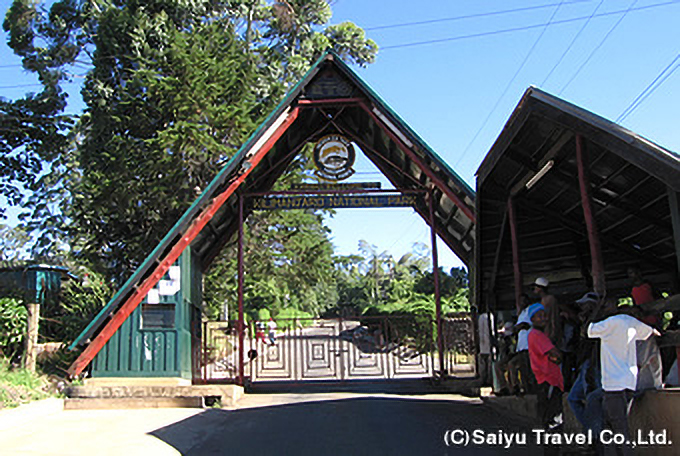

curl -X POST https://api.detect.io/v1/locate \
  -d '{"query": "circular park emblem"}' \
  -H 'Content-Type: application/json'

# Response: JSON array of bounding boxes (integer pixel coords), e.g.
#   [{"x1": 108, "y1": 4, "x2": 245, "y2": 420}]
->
[{"x1": 313, "y1": 134, "x2": 356, "y2": 181}]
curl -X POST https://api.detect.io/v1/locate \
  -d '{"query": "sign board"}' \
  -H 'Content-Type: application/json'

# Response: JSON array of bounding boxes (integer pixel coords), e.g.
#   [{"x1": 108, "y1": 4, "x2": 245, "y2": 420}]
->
[
  {"x1": 313, "y1": 134, "x2": 356, "y2": 181},
  {"x1": 252, "y1": 194, "x2": 420, "y2": 210},
  {"x1": 290, "y1": 182, "x2": 381, "y2": 190}
]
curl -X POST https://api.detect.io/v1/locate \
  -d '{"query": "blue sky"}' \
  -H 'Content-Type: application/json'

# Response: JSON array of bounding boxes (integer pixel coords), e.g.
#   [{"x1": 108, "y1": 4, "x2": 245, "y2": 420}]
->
[
  {"x1": 2, "y1": 0, "x2": 680, "y2": 271},
  {"x1": 325, "y1": 0, "x2": 680, "y2": 270}
]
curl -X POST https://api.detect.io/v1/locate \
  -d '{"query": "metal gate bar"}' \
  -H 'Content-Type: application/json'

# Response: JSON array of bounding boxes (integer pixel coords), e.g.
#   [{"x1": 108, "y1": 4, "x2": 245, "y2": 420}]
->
[
  {"x1": 199, "y1": 314, "x2": 476, "y2": 384},
  {"x1": 248, "y1": 316, "x2": 440, "y2": 383}
]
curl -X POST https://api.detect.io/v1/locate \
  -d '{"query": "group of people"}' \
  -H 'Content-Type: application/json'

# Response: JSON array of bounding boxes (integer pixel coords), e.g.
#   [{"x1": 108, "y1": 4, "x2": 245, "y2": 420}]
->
[
  {"x1": 255, "y1": 318, "x2": 278, "y2": 345},
  {"x1": 493, "y1": 268, "x2": 675, "y2": 455}
]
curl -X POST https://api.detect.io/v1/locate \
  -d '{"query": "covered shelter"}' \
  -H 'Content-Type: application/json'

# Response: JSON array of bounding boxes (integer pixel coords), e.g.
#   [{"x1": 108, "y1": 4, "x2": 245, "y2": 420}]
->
[
  {"x1": 476, "y1": 86, "x2": 680, "y2": 314},
  {"x1": 67, "y1": 51, "x2": 476, "y2": 383}
]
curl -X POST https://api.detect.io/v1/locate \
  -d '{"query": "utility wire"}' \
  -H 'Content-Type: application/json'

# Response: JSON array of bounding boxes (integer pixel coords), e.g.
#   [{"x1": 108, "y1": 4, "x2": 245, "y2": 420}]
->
[
  {"x1": 364, "y1": 0, "x2": 589, "y2": 31},
  {"x1": 453, "y1": 2, "x2": 565, "y2": 169},
  {"x1": 0, "y1": 81, "x2": 80, "y2": 90},
  {"x1": 0, "y1": 83, "x2": 45, "y2": 89},
  {"x1": 616, "y1": 53, "x2": 680, "y2": 123},
  {"x1": 559, "y1": 0, "x2": 639, "y2": 94},
  {"x1": 381, "y1": 1, "x2": 679, "y2": 50},
  {"x1": 541, "y1": 0, "x2": 604, "y2": 87},
  {"x1": 386, "y1": 216, "x2": 421, "y2": 253}
]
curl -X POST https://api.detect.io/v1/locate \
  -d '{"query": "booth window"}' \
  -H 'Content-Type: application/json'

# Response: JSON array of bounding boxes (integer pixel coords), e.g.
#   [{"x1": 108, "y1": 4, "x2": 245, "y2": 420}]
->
[{"x1": 141, "y1": 303, "x2": 175, "y2": 329}]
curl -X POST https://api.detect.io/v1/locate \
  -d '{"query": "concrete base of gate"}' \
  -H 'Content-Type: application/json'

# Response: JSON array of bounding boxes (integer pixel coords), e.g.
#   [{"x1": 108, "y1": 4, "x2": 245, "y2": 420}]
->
[
  {"x1": 84, "y1": 377, "x2": 192, "y2": 387},
  {"x1": 483, "y1": 389, "x2": 680, "y2": 456},
  {"x1": 246, "y1": 377, "x2": 481, "y2": 396},
  {"x1": 65, "y1": 383, "x2": 244, "y2": 409}
]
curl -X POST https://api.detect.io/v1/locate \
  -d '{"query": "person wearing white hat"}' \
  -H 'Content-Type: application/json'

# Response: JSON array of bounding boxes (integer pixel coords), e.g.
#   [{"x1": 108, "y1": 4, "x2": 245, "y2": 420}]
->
[{"x1": 532, "y1": 277, "x2": 562, "y2": 348}]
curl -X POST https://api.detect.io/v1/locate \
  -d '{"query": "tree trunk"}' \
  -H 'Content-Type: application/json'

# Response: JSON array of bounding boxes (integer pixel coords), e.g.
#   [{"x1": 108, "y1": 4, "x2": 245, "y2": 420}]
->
[{"x1": 23, "y1": 303, "x2": 40, "y2": 372}]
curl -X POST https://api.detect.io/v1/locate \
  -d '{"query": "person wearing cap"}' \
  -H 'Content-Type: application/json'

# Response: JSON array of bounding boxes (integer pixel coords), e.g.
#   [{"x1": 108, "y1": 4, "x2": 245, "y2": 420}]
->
[
  {"x1": 587, "y1": 298, "x2": 660, "y2": 456},
  {"x1": 528, "y1": 303, "x2": 564, "y2": 453},
  {"x1": 568, "y1": 292, "x2": 604, "y2": 450},
  {"x1": 532, "y1": 277, "x2": 563, "y2": 349},
  {"x1": 627, "y1": 267, "x2": 661, "y2": 327},
  {"x1": 626, "y1": 267, "x2": 664, "y2": 391}
]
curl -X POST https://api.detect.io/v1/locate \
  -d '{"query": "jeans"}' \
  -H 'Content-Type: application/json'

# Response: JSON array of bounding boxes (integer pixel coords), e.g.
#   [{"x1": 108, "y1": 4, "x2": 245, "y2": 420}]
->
[
  {"x1": 567, "y1": 360, "x2": 604, "y2": 435},
  {"x1": 602, "y1": 389, "x2": 634, "y2": 456},
  {"x1": 537, "y1": 382, "x2": 563, "y2": 456}
]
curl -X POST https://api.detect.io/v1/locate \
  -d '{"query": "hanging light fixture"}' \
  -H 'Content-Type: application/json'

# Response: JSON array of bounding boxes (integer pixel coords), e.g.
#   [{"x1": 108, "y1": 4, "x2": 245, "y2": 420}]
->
[{"x1": 525, "y1": 160, "x2": 554, "y2": 189}]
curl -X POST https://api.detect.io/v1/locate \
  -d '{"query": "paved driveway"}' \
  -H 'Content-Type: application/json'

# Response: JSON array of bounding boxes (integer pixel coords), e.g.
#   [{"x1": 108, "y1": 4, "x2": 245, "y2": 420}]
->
[{"x1": 0, "y1": 393, "x2": 539, "y2": 455}]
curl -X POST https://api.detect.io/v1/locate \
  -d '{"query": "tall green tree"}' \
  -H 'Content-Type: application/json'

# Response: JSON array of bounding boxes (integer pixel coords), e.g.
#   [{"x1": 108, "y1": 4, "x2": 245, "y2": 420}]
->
[
  {"x1": 71, "y1": 19, "x2": 262, "y2": 282},
  {"x1": 357, "y1": 240, "x2": 391, "y2": 305},
  {"x1": 4, "y1": 0, "x2": 377, "y2": 286},
  {"x1": 0, "y1": 224, "x2": 31, "y2": 261},
  {"x1": 1, "y1": 0, "x2": 77, "y2": 224}
]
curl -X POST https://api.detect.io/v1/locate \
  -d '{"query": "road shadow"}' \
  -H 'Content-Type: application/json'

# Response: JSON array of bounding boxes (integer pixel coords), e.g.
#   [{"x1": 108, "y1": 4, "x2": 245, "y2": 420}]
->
[
  {"x1": 149, "y1": 396, "x2": 541, "y2": 455},
  {"x1": 246, "y1": 378, "x2": 479, "y2": 395}
]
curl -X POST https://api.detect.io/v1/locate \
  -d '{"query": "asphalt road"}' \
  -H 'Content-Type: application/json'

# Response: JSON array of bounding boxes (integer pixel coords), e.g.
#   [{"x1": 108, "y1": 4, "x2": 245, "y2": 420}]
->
[
  {"x1": 171, "y1": 393, "x2": 540, "y2": 455},
  {"x1": 0, "y1": 393, "x2": 540, "y2": 455}
]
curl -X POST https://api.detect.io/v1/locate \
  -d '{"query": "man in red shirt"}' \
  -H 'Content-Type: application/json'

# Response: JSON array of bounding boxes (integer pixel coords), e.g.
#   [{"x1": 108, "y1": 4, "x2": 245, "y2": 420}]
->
[
  {"x1": 627, "y1": 266, "x2": 660, "y2": 327},
  {"x1": 528, "y1": 303, "x2": 564, "y2": 454}
]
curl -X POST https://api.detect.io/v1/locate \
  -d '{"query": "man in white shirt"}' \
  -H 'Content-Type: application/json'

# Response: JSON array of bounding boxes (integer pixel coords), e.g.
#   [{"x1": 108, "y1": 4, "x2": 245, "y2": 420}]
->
[{"x1": 588, "y1": 304, "x2": 658, "y2": 456}]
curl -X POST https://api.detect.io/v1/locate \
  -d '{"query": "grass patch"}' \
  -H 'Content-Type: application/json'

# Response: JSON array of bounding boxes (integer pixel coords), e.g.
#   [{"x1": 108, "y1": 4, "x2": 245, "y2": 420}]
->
[{"x1": 0, "y1": 358, "x2": 53, "y2": 409}]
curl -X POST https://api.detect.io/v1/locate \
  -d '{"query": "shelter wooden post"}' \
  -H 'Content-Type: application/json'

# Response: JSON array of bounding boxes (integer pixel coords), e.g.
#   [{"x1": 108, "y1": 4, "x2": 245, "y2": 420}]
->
[
  {"x1": 429, "y1": 191, "x2": 445, "y2": 375},
  {"x1": 507, "y1": 196, "x2": 523, "y2": 313},
  {"x1": 237, "y1": 194, "x2": 245, "y2": 386},
  {"x1": 667, "y1": 188, "x2": 680, "y2": 283},
  {"x1": 576, "y1": 135, "x2": 606, "y2": 295},
  {"x1": 488, "y1": 206, "x2": 508, "y2": 313}
]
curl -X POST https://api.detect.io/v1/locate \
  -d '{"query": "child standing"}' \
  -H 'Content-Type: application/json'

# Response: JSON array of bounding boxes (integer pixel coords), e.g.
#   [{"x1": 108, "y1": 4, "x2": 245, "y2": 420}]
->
[{"x1": 528, "y1": 303, "x2": 564, "y2": 455}]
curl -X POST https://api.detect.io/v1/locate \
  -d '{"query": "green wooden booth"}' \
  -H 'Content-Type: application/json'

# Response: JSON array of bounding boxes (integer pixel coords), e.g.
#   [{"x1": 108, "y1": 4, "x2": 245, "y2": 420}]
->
[
  {"x1": 0, "y1": 263, "x2": 74, "y2": 305},
  {"x1": 90, "y1": 248, "x2": 202, "y2": 379}
]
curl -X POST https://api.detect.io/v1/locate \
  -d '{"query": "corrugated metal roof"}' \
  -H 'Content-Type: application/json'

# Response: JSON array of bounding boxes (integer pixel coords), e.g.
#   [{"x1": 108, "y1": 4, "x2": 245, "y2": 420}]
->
[{"x1": 476, "y1": 86, "x2": 680, "y2": 311}]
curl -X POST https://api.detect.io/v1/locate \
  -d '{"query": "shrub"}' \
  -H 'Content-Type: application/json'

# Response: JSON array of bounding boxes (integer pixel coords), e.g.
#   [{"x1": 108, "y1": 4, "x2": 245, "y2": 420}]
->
[
  {"x1": 0, "y1": 297, "x2": 27, "y2": 362},
  {"x1": 0, "y1": 357, "x2": 51, "y2": 408}
]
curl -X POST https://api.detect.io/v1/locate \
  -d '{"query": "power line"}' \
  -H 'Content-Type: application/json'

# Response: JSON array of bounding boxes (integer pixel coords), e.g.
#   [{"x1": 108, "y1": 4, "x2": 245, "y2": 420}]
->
[
  {"x1": 616, "y1": 53, "x2": 680, "y2": 123},
  {"x1": 0, "y1": 81, "x2": 80, "y2": 90},
  {"x1": 559, "y1": 0, "x2": 639, "y2": 94},
  {"x1": 0, "y1": 83, "x2": 44, "y2": 90},
  {"x1": 453, "y1": 2, "x2": 566, "y2": 169},
  {"x1": 364, "y1": 0, "x2": 589, "y2": 31},
  {"x1": 386, "y1": 216, "x2": 421, "y2": 253},
  {"x1": 381, "y1": 1, "x2": 679, "y2": 51},
  {"x1": 541, "y1": 0, "x2": 604, "y2": 87}
]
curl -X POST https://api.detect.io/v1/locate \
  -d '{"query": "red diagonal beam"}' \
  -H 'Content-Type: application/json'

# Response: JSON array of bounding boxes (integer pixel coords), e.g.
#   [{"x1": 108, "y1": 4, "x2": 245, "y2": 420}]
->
[
  {"x1": 67, "y1": 107, "x2": 300, "y2": 378},
  {"x1": 358, "y1": 101, "x2": 476, "y2": 223}
]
